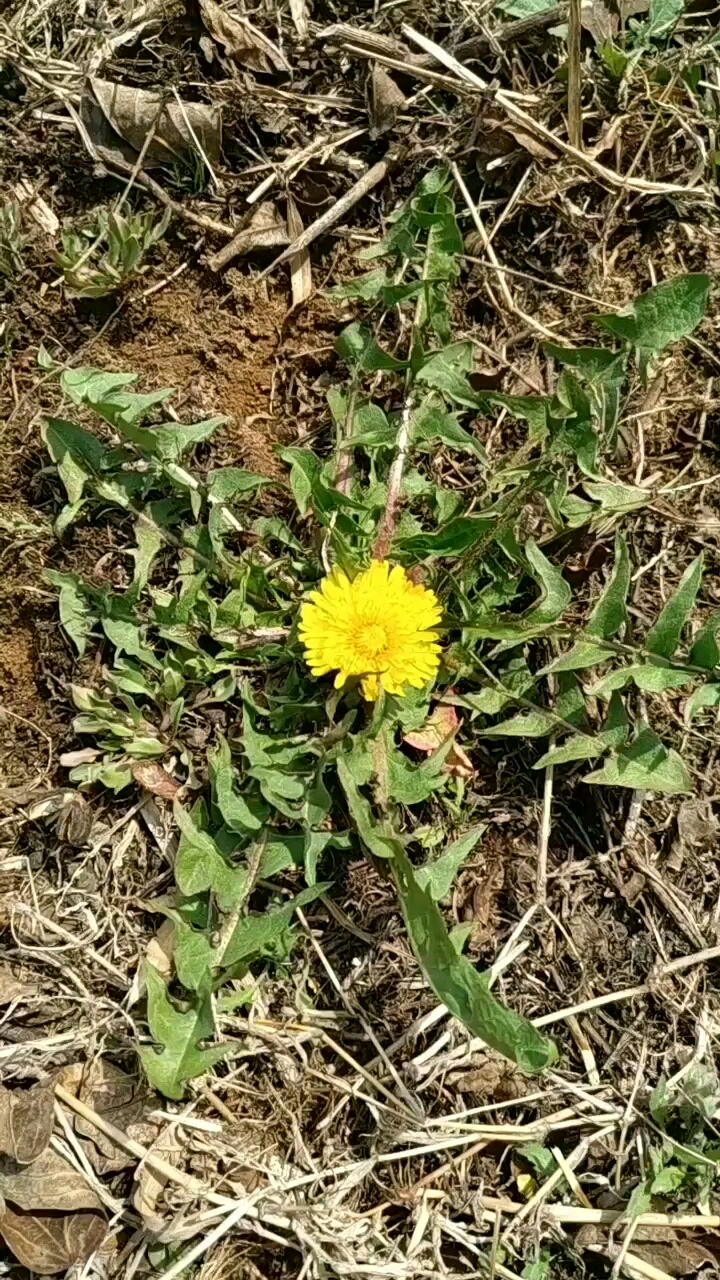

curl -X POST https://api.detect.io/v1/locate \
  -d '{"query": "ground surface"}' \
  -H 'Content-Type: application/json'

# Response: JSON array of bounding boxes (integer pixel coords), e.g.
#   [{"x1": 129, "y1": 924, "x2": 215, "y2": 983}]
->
[{"x1": 1, "y1": 1, "x2": 720, "y2": 1278}]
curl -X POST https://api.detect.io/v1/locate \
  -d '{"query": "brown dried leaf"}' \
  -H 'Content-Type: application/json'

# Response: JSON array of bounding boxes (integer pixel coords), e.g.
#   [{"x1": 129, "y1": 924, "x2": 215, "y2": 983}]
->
[
  {"x1": 632, "y1": 1239, "x2": 717, "y2": 1275},
  {"x1": 131, "y1": 761, "x2": 181, "y2": 802},
  {"x1": 146, "y1": 919, "x2": 176, "y2": 984},
  {"x1": 286, "y1": 194, "x2": 312, "y2": 308},
  {"x1": 370, "y1": 64, "x2": 405, "y2": 137},
  {"x1": 0, "y1": 1203, "x2": 107, "y2": 1275},
  {"x1": 403, "y1": 706, "x2": 475, "y2": 779},
  {"x1": 199, "y1": 0, "x2": 289, "y2": 72},
  {"x1": 58, "y1": 1061, "x2": 149, "y2": 1175},
  {"x1": 133, "y1": 1127, "x2": 183, "y2": 1231},
  {"x1": 502, "y1": 122, "x2": 556, "y2": 162},
  {"x1": 0, "y1": 963, "x2": 37, "y2": 1006},
  {"x1": 227, "y1": 202, "x2": 289, "y2": 256},
  {"x1": 0, "y1": 1084, "x2": 54, "y2": 1164},
  {"x1": 0, "y1": 1148, "x2": 104, "y2": 1213},
  {"x1": 581, "y1": 0, "x2": 619, "y2": 41},
  {"x1": 82, "y1": 79, "x2": 222, "y2": 170}
]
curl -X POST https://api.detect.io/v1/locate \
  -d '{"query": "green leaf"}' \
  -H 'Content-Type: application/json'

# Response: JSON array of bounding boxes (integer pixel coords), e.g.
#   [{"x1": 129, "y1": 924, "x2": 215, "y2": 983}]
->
[
  {"x1": 588, "y1": 531, "x2": 630, "y2": 639},
  {"x1": 645, "y1": 555, "x2": 703, "y2": 658},
  {"x1": 481, "y1": 709, "x2": 557, "y2": 738},
  {"x1": 277, "y1": 447, "x2": 320, "y2": 518},
  {"x1": 44, "y1": 418, "x2": 108, "y2": 504},
  {"x1": 548, "y1": 641, "x2": 614, "y2": 672},
  {"x1": 335, "y1": 322, "x2": 407, "y2": 372},
  {"x1": 592, "y1": 275, "x2": 709, "y2": 373},
  {"x1": 415, "y1": 343, "x2": 482, "y2": 408},
  {"x1": 684, "y1": 683, "x2": 720, "y2": 723},
  {"x1": 102, "y1": 617, "x2": 159, "y2": 668},
  {"x1": 398, "y1": 516, "x2": 492, "y2": 558},
  {"x1": 221, "y1": 884, "x2": 329, "y2": 968},
  {"x1": 583, "y1": 480, "x2": 648, "y2": 515},
  {"x1": 61, "y1": 368, "x2": 137, "y2": 405},
  {"x1": 535, "y1": 692, "x2": 628, "y2": 767},
  {"x1": 339, "y1": 755, "x2": 556, "y2": 1072},
  {"x1": 645, "y1": 0, "x2": 684, "y2": 39},
  {"x1": 152, "y1": 418, "x2": 227, "y2": 463},
  {"x1": 391, "y1": 846, "x2": 557, "y2": 1073},
  {"x1": 496, "y1": 0, "x2": 556, "y2": 13},
  {"x1": 129, "y1": 515, "x2": 164, "y2": 597},
  {"x1": 412, "y1": 394, "x2": 485, "y2": 460},
  {"x1": 139, "y1": 963, "x2": 229, "y2": 1100},
  {"x1": 174, "y1": 923, "x2": 215, "y2": 992},
  {"x1": 650, "y1": 1164, "x2": 686, "y2": 1194},
  {"x1": 174, "y1": 802, "x2": 247, "y2": 910},
  {"x1": 584, "y1": 726, "x2": 692, "y2": 794},
  {"x1": 689, "y1": 611, "x2": 720, "y2": 670},
  {"x1": 209, "y1": 737, "x2": 266, "y2": 834},
  {"x1": 45, "y1": 570, "x2": 97, "y2": 656},
  {"x1": 416, "y1": 827, "x2": 484, "y2": 900},
  {"x1": 207, "y1": 468, "x2": 270, "y2": 503},
  {"x1": 526, "y1": 540, "x2": 571, "y2": 625},
  {"x1": 352, "y1": 403, "x2": 395, "y2": 448},
  {"x1": 521, "y1": 1143, "x2": 557, "y2": 1179},
  {"x1": 329, "y1": 269, "x2": 388, "y2": 301}
]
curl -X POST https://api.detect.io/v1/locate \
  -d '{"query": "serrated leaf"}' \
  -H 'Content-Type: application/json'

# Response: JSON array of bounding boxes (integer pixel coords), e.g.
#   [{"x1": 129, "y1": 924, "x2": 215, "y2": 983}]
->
[
  {"x1": 277, "y1": 447, "x2": 320, "y2": 517},
  {"x1": 174, "y1": 801, "x2": 246, "y2": 910},
  {"x1": 391, "y1": 845, "x2": 556, "y2": 1072},
  {"x1": 526, "y1": 540, "x2": 572, "y2": 625},
  {"x1": 584, "y1": 726, "x2": 692, "y2": 793},
  {"x1": 102, "y1": 617, "x2": 159, "y2": 668},
  {"x1": 415, "y1": 342, "x2": 482, "y2": 408},
  {"x1": 44, "y1": 418, "x2": 107, "y2": 502},
  {"x1": 352, "y1": 402, "x2": 395, "y2": 448},
  {"x1": 398, "y1": 515, "x2": 492, "y2": 558},
  {"x1": 416, "y1": 826, "x2": 484, "y2": 900},
  {"x1": 131, "y1": 515, "x2": 163, "y2": 595},
  {"x1": 139, "y1": 963, "x2": 229, "y2": 1100},
  {"x1": 207, "y1": 468, "x2": 270, "y2": 503},
  {"x1": 535, "y1": 692, "x2": 628, "y2": 767},
  {"x1": 592, "y1": 275, "x2": 709, "y2": 372},
  {"x1": 548, "y1": 641, "x2": 614, "y2": 672},
  {"x1": 209, "y1": 737, "x2": 266, "y2": 833},
  {"x1": 583, "y1": 480, "x2": 648, "y2": 515},
  {"x1": 174, "y1": 922, "x2": 215, "y2": 992},
  {"x1": 412, "y1": 394, "x2": 485, "y2": 459},
  {"x1": 45, "y1": 571, "x2": 97, "y2": 656},
  {"x1": 330, "y1": 269, "x2": 388, "y2": 300},
  {"x1": 481, "y1": 709, "x2": 557, "y2": 738},
  {"x1": 646, "y1": 555, "x2": 703, "y2": 658},
  {"x1": 588, "y1": 531, "x2": 630, "y2": 639},
  {"x1": 220, "y1": 883, "x2": 329, "y2": 968},
  {"x1": 645, "y1": 0, "x2": 685, "y2": 39},
  {"x1": 61, "y1": 367, "x2": 137, "y2": 404}
]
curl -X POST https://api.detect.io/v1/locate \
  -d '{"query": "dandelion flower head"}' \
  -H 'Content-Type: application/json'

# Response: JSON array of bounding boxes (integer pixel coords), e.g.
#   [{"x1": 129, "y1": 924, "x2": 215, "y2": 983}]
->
[{"x1": 299, "y1": 560, "x2": 442, "y2": 702}]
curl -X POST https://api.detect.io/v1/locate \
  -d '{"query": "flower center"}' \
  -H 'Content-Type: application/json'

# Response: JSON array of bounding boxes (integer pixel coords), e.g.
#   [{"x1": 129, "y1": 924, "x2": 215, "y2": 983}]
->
[{"x1": 356, "y1": 622, "x2": 388, "y2": 665}]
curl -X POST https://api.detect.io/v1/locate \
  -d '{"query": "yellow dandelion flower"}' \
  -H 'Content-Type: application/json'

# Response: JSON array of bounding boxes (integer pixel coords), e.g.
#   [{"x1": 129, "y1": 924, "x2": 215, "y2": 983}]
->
[{"x1": 299, "y1": 560, "x2": 442, "y2": 702}]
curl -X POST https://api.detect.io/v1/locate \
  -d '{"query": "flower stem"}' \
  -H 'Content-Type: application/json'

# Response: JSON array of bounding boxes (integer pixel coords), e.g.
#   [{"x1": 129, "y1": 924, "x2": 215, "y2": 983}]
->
[{"x1": 373, "y1": 393, "x2": 414, "y2": 561}]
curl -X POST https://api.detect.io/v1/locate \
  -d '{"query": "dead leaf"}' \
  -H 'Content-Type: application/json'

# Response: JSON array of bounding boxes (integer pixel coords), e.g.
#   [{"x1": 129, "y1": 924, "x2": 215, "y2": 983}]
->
[
  {"x1": 403, "y1": 705, "x2": 475, "y2": 779},
  {"x1": 633, "y1": 1239, "x2": 717, "y2": 1274},
  {"x1": 0, "y1": 1148, "x2": 103, "y2": 1213},
  {"x1": 57, "y1": 1061, "x2": 149, "y2": 1175},
  {"x1": 0, "y1": 963, "x2": 37, "y2": 1006},
  {"x1": 370, "y1": 64, "x2": 405, "y2": 137},
  {"x1": 199, "y1": 0, "x2": 289, "y2": 72},
  {"x1": 289, "y1": 0, "x2": 308, "y2": 38},
  {"x1": 146, "y1": 919, "x2": 176, "y2": 985},
  {"x1": 0, "y1": 1084, "x2": 54, "y2": 1164},
  {"x1": 131, "y1": 762, "x2": 181, "y2": 802},
  {"x1": 12, "y1": 180, "x2": 59, "y2": 236},
  {"x1": 0, "y1": 1203, "x2": 107, "y2": 1275},
  {"x1": 58, "y1": 749, "x2": 101, "y2": 768},
  {"x1": 286, "y1": 194, "x2": 312, "y2": 308},
  {"x1": 208, "y1": 201, "x2": 289, "y2": 271},
  {"x1": 503, "y1": 122, "x2": 556, "y2": 162},
  {"x1": 81, "y1": 79, "x2": 222, "y2": 170},
  {"x1": 133, "y1": 1127, "x2": 183, "y2": 1231},
  {"x1": 581, "y1": 0, "x2": 619, "y2": 42}
]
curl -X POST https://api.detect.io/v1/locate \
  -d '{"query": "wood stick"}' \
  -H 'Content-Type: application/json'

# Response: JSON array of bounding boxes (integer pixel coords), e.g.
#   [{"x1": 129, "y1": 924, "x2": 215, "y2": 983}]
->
[
  {"x1": 567, "y1": 0, "x2": 583, "y2": 149},
  {"x1": 261, "y1": 150, "x2": 400, "y2": 276}
]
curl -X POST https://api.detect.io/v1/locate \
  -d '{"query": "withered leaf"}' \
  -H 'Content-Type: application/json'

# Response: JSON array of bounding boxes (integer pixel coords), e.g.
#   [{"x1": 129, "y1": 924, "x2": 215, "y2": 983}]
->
[
  {"x1": 0, "y1": 1148, "x2": 104, "y2": 1213},
  {"x1": 0, "y1": 962, "x2": 37, "y2": 1006},
  {"x1": 82, "y1": 79, "x2": 222, "y2": 170},
  {"x1": 199, "y1": 0, "x2": 289, "y2": 72},
  {"x1": 132, "y1": 761, "x2": 182, "y2": 801},
  {"x1": 403, "y1": 705, "x2": 475, "y2": 779},
  {"x1": 0, "y1": 1203, "x2": 107, "y2": 1275},
  {"x1": 0, "y1": 1084, "x2": 54, "y2": 1164},
  {"x1": 286, "y1": 193, "x2": 312, "y2": 309},
  {"x1": 58, "y1": 1060, "x2": 149, "y2": 1174},
  {"x1": 133, "y1": 1127, "x2": 183, "y2": 1231},
  {"x1": 370, "y1": 64, "x2": 405, "y2": 137}
]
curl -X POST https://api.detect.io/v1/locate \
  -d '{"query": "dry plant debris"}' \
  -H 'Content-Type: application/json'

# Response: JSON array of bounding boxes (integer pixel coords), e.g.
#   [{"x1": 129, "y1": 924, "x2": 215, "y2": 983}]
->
[{"x1": 1, "y1": 0, "x2": 720, "y2": 1276}]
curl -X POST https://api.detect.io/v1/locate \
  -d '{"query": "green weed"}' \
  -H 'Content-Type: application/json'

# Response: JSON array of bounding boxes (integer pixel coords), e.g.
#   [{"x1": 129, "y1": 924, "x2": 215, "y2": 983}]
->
[{"x1": 43, "y1": 168, "x2": 713, "y2": 1097}]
